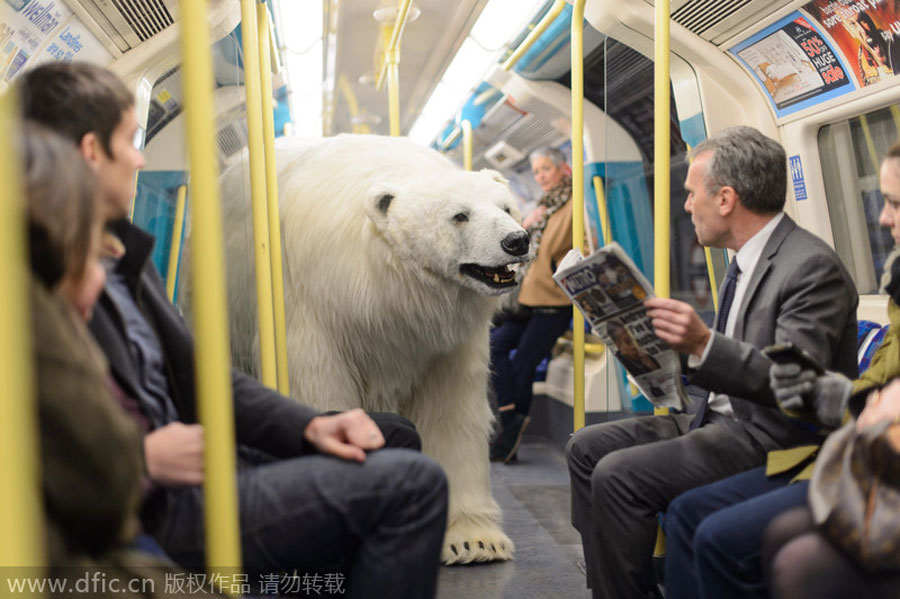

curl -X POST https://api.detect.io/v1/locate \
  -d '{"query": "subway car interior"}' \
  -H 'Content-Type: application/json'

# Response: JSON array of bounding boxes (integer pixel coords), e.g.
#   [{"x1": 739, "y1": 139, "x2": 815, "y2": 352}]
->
[{"x1": 3, "y1": 0, "x2": 900, "y2": 597}]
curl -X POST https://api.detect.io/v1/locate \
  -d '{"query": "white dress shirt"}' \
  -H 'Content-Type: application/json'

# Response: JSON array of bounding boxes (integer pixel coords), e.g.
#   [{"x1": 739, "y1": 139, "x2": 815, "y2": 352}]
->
[{"x1": 690, "y1": 212, "x2": 785, "y2": 416}]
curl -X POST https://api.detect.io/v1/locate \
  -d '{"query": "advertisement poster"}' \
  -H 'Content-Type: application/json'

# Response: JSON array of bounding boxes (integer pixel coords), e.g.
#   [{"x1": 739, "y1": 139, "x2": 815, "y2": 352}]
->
[
  {"x1": 730, "y1": 11, "x2": 854, "y2": 117},
  {"x1": 803, "y1": 0, "x2": 900, "y2": 87},
  {"x1": 1, "y1": 0, "x2": 70, "y2": 81},
  {"x1": 0, "y1": 0, "x2": 111, "y2": 85}
]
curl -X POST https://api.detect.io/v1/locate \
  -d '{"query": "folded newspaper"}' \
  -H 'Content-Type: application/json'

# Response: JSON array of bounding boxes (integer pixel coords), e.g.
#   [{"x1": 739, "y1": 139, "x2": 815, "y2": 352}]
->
[{"x1": 553, "y1": 243, "x2": 687, "y2": 410}]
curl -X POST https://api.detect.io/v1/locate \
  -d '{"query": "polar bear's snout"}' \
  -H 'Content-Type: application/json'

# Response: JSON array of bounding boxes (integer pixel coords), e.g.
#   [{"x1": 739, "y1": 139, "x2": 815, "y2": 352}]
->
[{"x1": 501, "y1": 231, "x2": 530, "y2": 257}]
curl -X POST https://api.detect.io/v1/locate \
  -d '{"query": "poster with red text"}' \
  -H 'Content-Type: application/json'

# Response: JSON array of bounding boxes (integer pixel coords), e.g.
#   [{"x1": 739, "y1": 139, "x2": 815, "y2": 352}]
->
[{"x1": 803, "y1": 0, "x2": 900, "y2": 86}]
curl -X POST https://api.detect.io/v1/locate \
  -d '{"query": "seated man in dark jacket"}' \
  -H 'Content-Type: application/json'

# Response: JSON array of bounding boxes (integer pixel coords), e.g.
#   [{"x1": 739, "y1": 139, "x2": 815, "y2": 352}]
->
[{"x1": 20, "y1": 61, "x2": 448, "y2": 599}]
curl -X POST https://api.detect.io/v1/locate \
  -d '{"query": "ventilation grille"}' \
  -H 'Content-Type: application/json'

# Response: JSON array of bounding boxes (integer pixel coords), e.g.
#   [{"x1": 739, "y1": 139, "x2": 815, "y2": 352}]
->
[
  {"x1": 112, "y1": 0, "x2": 174, "y2": 41},
  {"x1": 504, "y1": 114, "x2": 561, "y2": 155},
  {"x1": 216, "y1": 123, "x2": 245, "y2": 159},
  {"x1": 671, "y1": 0, "x2": 754, "y2": 36},
  {"x1": 74, "y1": 0, "x2": 179, "y2": 52}
]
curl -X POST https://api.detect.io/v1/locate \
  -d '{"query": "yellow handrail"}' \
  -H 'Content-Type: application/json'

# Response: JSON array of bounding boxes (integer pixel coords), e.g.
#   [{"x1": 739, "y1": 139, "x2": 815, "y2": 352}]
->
[
  {"x1": 166, "y1": 185, "x2": 188, "y2": 302},
  {"x1": 441, "y1": 125, "x2": 462, "y2": 150},
  {"x1": 591, "y1": 175, "x2": 611, "y2": 246},
  {"x1": 502, "y1": 0, "x2": 567, "y2": 72},
  {"x1": 241, "y1": 0, "x2": 278, "y2": 388},
  {"x1": 180, "y1": 0, "x2": 242, "y2": 576},
  {"x1": 462, "y1": 120, "x2": 473, "y2": 171},
  {"x1": 704, "y1": 247, "x2": 719, "y2": 312},
  {"x1": 338, "y1": 74, "x2": 370, "y2": 134},
  {"x1": 387, "y1": 51, "x2": 401, "y2": 136},
  {"x1": 375, "y1": 0, "x2": 413, "y2": 90},
  {"x1": 258, "y1": 2, "x2": 290, "y2": 396},
  {"x1": 0, "y1": 88, "x2": 45, "y2": 580},
  {"x1": 654, "y1": 0, "x2": 671, "y2": 298},
  {"x1": 859, "y1": 115, "x2": 880, "y2": 176},
  {"x1": 571, "y1": 0, "x2": 586, "y2": 433}
]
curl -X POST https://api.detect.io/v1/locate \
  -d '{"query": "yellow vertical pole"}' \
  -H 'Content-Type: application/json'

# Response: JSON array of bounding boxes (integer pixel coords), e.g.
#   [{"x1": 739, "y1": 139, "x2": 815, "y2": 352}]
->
[
  {"x1": 704, "y1": 247, "x2": 719, "y2": 312},
  {"x1": 241, "y1": 0, "x2": 278, "y2": 388},
  {"x1": 129, "y1": 172, "x2": 139, "y2": 222},
  {"x1": 166, "y1": 185, "x2": 188, "y2": 302},
  {"x1": 462, "y1": 120, "x2": 473, "y2": 171},
  {"x1": 257, "y1": 2, "x2": 289, "y2": 396},
  {"x1": 387, "y1": 49, "x2": 400, "y2": 136},
  {"x1": 180, "y1": 0, "x2": 242, "y2": 576},
  {"x1": 0, "y1": 89, "x2": 45, "y2": 587},
  {"x1": 591, "y1": 175, "x2": 611, "y2": 245},
  {"x1": 653, "y1": 0, "x2": 672, "y2": 558},
  {"x1": 654, "y1": 0, "x2": 671, "y2": 298},
  {"x1": 571, "y1": 0, "x2": 586, "y2": 432}
]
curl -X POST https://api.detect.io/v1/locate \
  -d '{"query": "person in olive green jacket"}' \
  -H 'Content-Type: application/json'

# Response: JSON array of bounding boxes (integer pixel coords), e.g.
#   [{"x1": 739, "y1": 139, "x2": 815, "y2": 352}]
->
[
  {"x1": 490, "y1": 146, "x2": 575, "y2": 463},
  {"x1": 662, "y1": 140, "x2": 900, "y2": 599}
]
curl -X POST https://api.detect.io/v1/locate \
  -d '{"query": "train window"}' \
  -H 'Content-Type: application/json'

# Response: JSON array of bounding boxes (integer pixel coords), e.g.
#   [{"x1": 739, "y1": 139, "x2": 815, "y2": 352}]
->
[
  {"x1": 558, "y1": 36, "x2": 715, "y2": 322},
  {"x1": 818, "y1": 106, "x2": 899, "y2": 294}
]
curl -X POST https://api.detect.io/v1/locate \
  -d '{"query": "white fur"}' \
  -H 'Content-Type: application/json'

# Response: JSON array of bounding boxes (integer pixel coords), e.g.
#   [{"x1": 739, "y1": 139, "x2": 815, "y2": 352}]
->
[{"x1": 191, "y1": 134, "x2": 527, "y2": 564}]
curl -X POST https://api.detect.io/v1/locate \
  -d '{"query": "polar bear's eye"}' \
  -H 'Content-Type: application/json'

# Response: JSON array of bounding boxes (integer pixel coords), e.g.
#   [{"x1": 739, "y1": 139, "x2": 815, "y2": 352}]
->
[
  {"x1": 503, "y1": 206, "x2": 511, "y2": 214},
  {"x1": 453, "y1": 212, "x2": 469, "y2": 223}
]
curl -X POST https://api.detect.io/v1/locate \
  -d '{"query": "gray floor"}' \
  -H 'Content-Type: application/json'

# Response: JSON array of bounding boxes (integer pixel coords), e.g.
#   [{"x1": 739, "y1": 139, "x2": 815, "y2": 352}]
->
[{"x1": 436, "y1": 437, "x2": 591, "y2": 599}]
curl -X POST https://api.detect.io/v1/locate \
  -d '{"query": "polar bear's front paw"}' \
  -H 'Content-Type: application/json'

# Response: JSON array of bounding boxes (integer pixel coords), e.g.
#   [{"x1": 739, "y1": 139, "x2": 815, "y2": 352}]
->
[{"x1": 441, "y1": 519, "x2": 514, "y2": 565}]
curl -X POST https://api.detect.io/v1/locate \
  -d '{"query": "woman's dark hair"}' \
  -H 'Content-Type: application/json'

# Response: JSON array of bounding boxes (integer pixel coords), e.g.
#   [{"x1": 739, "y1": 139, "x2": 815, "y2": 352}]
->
[{"x1": 20, "y1": 123, "x2": 98, "y2": 289}]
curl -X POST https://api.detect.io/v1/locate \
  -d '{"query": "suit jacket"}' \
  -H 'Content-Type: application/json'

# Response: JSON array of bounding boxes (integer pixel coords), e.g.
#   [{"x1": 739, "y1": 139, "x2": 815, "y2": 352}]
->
[
  {"x1": 88, "y1": 219, "x2": 320, "y2": 460},
  {"x1": 689, "y1": 215, "x2": 859, "y2": 450}
]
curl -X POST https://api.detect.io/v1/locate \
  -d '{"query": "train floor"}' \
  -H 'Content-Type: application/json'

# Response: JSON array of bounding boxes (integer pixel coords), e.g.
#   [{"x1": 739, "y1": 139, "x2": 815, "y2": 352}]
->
[{"x1": 436, "y1": 436, "x2": 591, "y2": 599}]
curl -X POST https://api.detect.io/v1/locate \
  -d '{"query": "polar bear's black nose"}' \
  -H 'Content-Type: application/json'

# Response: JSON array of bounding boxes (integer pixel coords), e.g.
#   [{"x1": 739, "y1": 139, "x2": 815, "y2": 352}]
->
[{"x1": 501, "y1": 231, "x2": 530, "y2": 256}]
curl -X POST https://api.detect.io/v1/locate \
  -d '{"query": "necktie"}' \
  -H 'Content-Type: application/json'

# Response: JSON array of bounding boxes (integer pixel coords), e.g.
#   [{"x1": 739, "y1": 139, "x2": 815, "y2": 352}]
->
[
  {"x1": 715, "y1": 260, "x2": 741, "y2": 333},
  {"x1": 691, "y1": 259, "x2": 741, "y2": 429}
]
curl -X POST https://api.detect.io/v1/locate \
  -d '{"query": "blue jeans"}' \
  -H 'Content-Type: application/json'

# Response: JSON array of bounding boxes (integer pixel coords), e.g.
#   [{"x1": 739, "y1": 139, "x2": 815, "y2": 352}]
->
[
  {"x1": 490, "y1": 309, "x2": 571, "y2": 416},
  {"x1": 154, "y1": 448, "x2": 448, "y2": 599},
  {"x1": 665, "y1": 466, "x2": 809, "y2": 599}
]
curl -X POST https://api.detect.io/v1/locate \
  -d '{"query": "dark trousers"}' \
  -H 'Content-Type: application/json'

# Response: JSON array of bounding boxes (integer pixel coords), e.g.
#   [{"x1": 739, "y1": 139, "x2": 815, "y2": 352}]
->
[
  {"x1": 490, "y1": 309, "x2": 572, "y2": 416},
  {"x1": 566, "y1": 413, "x2": 770, "y2": 599},
  {"x1": 152, "y1": 417, "x2": 447, "y2": 599},
  {"x1": 665, "y1": 466, "x2": 808, "y2": 599}
]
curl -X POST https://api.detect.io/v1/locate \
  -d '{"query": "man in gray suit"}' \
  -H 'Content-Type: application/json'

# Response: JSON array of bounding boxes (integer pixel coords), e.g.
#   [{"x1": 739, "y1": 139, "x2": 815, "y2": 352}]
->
[{"x1": 566, "y1": 126, "x2": 858, "y2": 599}]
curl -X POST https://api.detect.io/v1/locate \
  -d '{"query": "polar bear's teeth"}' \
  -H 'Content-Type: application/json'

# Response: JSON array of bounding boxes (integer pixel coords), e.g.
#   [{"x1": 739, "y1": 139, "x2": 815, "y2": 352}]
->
[{"x1": 493, "y1": 273, "x2": 500, "y2": 283}]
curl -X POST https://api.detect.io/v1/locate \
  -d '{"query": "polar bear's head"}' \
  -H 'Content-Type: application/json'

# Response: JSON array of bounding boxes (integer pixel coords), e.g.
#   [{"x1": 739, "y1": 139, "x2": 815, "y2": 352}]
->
[{"x1": 364, "y1": 165, "x2": 529, "y2": 296}]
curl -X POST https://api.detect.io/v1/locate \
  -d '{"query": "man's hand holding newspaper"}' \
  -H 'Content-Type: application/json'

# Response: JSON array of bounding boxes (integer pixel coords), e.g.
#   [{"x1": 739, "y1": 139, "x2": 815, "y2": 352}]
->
[
  {"x1": 643, "y1": 297, "x2": 712, "y2": 358},
  {"x1": 552, "y1": 243, "x2": 688, "y2": 410}
]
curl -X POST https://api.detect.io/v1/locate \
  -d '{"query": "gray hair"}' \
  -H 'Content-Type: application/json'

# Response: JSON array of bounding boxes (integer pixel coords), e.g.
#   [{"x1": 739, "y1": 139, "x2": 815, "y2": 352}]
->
[
  {"x1": 688, "y1": 126, "x2": 786, "y2": 215},
  {"x1": 529, "y1": 146, "x2": 568, "y2": 167}
]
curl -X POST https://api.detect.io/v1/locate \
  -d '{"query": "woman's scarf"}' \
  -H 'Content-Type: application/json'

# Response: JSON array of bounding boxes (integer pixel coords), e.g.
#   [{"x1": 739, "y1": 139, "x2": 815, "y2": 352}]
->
[{"x1": 518, "y1": 174, "x2": 572, "y2": 283}]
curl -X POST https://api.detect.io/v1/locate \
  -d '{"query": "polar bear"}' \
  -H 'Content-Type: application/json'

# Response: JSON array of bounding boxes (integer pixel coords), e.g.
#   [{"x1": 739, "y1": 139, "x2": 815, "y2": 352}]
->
[{"x1": 204, "y1": 134, "x2": 530, "y2": 564}]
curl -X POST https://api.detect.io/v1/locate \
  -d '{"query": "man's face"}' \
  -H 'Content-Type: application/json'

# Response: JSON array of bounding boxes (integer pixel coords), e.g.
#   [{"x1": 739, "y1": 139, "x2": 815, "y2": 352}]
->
[
  {"x1": 531, "y1": 156, "x2": 567, "y2": 193},
  {"x1": 684, "y1": 152, "x2": 726, "y2": 247},
  {"x1": 879, "y1": 158, "x2": 900, "y2": 246},
  {"x1": 94, "y1": 107, "x2": 145, "y2": 219}
]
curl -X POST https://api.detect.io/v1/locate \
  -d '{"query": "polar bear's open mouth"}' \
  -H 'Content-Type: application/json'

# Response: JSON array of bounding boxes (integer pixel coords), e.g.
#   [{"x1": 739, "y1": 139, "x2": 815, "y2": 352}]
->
[{"x1": 460, "y1": 264, "x2": 517, "y2": 288}]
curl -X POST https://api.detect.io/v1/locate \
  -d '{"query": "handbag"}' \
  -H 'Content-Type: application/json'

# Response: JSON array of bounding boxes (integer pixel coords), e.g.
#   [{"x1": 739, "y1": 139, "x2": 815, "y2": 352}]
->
[{"x1": 808, "y1": 416, "x2": 900, "y2": 573}]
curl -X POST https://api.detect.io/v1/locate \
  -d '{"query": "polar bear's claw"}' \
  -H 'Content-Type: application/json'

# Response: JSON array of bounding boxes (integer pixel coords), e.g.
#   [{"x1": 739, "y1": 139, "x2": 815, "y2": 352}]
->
[{"x1": 441, "y1": 520, "x2": 514, "y2": 565}]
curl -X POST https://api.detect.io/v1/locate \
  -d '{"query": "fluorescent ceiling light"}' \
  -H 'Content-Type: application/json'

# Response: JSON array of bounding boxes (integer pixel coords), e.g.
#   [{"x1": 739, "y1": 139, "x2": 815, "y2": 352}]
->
[
  {"x1": 471, "y1": 0, "x2": 542, "y2": 50},
  {"x1": 409, "y1": 82, "x2": 462, "y2": 144},
  {"x1": 275, "y1": 0, "x2": 323, "y2": 138},
  {"x1": 408, "y1": 0, "x2": 547, "y2": 146}
]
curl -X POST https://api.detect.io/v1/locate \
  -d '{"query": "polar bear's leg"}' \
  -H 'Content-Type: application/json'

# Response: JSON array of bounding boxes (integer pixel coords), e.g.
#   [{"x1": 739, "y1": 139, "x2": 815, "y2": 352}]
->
[{"x1": 405, "y1": 342, "x2": 514, "y2": 565}]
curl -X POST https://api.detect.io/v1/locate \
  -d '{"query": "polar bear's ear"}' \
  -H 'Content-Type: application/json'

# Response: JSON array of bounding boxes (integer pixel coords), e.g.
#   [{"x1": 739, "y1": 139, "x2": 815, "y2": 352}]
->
[
  {"x1": 376, "y1": 193, "x2": 394, "y2": 214},
  {"x1": 365, "y1": 189, "x2": 397, "y2": 226},
  {"x1": 479, "y1": 168, "x2": 509, "y2": 186}
]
